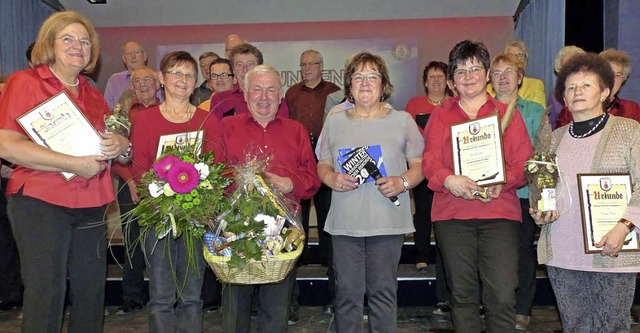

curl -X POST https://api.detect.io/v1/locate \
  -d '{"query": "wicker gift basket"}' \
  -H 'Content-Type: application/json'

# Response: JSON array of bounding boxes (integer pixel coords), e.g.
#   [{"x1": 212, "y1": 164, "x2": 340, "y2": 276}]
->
[{"x1": 203, "y1": 150, "x2": 304, "y2": 284}]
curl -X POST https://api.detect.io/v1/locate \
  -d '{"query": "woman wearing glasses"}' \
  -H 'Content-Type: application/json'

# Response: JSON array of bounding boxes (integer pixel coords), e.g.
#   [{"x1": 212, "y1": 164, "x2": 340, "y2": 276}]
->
[
  {"x1": 0, "y1": 11, "x2": 129, "y2": 332},
  {"x1": 316, "y1": 52, "x2": 424, "y2": 332},
  {"x1": 130, "y1": 51, "x2": 226, "y2": 333},
  {"x1": 490, "y1": 53, "x2": 544, "y2": 331},
  {"x1": 422, "y1": 40, "x2": 532, "y2": 332}
]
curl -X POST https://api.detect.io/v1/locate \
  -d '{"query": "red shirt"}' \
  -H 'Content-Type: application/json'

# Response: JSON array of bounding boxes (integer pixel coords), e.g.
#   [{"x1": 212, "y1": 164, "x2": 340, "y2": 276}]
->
[
  {"x1": 555, "y1": 97, "x2": 640, "y2": 128},
  {"x1": 208, "y1": 85, "x2": 289, "y2": 120},
  {"x1": 220, "y1": 113, "x2": 320, "y2": 203},
  {"x1": 422, "y1": 94, "x2": 532, "y2": 222},
  {"x1": 0, "y1": 65, "x2": 114, "y2": 208},
  {"x1": 130, "y1": 106, "x2": 226, "y2": 182},
  {"x1": 285, "y1": 80, "x2": 340, "y2": 138}
]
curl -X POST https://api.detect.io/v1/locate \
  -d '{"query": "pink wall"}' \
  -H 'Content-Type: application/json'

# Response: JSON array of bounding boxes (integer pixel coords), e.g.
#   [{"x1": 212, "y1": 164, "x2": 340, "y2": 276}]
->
[{"x1": 95, "y1": 16, "x2": 514, "y2": 96}]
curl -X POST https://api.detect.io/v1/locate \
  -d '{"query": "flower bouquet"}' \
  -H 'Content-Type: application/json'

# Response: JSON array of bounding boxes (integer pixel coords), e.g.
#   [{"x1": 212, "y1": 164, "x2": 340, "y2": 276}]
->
[
  {"x1": 130, "y1": 144, "x2": 231, "y2": 271},
  {"x1": 203, "y1": 152, "x2": 305, "y2": 284},
  {"x1": 525, "y1": 152, "x2": 559, "y2": 216}
]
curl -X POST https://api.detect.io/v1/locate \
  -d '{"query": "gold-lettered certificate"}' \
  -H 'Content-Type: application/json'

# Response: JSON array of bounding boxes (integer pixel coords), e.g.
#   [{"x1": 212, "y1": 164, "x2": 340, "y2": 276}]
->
[
  {"x1": 155, "y1": 130, "x2": 204, "y2": 159},
  {"x1": 16, "y1": 91, "x2": 102, "y2": 180},
  {"x1": 577, "y1": 173, "x2": 639, "y2": 253},
  {"x1": 450, "y1": 114, "x2": 506, "y2": 187}
]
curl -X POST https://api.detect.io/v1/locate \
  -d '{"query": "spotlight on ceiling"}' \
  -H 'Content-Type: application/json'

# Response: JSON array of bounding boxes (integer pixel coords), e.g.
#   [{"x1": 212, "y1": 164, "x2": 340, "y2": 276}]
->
[{"x1": 86, "y1": 0, "x2": 106, "y2": 3}]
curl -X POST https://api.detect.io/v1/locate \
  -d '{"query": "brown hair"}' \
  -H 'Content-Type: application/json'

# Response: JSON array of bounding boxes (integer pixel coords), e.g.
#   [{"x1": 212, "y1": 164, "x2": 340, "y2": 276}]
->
[
  {"x1": 31, "y1": 11, "x2": 100, "y2": 72},
  {"x1": 159, "y1": 51, "x2": 197, "y2": 74},
  {"x1": 343, "y1": 52, "x2": 393, "y2": 102},
  {"x1": 554, "y1": 53, "x2": 614, "y2": 103}
]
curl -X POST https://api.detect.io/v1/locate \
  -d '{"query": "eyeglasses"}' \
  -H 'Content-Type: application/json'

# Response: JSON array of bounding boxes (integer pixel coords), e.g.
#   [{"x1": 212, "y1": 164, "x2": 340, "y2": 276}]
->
[
  {"x1": 132, "y1": 77, "x2": 156, "y2": 85},
  {"x1": 490, "y1": 68, "x2": 517, "y2": 78},
  {"x1": 211, "y1": 73, "x2": 234, "y2": 80},
  {"x1": 453, "y1": 66, "x2": 485, "y2": 78},
  {"x1": 234, "y1": 61, "x2": 257, "y2": 70},
  {"x1": 300, "y1": 61, "x2": 322, "y2": 68},
  {"x1": 165, "y1": 70, "x2": 196, "y2": 81},
  {"x1": 351, "y1": 73, "x2": 381, "y2": 83},
  {"x1": 56, "y1": 35, "x2": 92, "y2": 48},
  {"x1": 509, "y1": 52, "x2": 527, "y2": 60}
]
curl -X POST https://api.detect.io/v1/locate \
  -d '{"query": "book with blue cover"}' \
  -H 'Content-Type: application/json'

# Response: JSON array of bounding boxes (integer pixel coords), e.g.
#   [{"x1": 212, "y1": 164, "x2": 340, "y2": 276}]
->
[{"x1": 337, "y1": 145, "x2": 387, "y2": 184}]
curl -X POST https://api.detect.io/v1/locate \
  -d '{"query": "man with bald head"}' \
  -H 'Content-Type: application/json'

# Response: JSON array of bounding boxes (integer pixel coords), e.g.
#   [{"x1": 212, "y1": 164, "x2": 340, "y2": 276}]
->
[
  {"x1": 104, "y1": 41, "x2": 148, "y2": 109},
  {"x1": 224, "y1": 34, "x2": 244, "y2": 58}
]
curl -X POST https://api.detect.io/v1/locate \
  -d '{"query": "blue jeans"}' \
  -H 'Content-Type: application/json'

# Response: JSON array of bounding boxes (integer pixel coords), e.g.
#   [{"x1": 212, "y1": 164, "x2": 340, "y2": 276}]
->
[
  {"x1": 434, "y1": 219, "x2": 519, "y2": 333},
  {"x1": 145, "y1": 229, "x2": 206, "y2": 333}
]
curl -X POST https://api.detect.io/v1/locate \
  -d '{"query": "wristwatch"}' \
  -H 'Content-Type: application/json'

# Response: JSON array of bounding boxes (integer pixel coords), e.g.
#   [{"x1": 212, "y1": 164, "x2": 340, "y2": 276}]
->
[
  {"x1": 620, "y1": 218, "x2": 636, "y2": 232},
  {"x1": 401, "y1": 175, "x2": 409, "y2": 193}
]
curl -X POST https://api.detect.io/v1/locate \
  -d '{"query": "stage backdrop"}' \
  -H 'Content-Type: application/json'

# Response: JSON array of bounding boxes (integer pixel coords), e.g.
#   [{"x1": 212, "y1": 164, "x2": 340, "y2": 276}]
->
[{"x1": 95, "y1": 17, "x2": 514, "y2": 109}]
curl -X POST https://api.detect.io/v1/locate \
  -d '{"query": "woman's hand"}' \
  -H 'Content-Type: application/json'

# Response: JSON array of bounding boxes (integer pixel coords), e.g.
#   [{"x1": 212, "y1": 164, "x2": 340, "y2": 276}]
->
[
  {"x1": 375, "y1": 176, "x2": 403, "y2": 198},
  {"x1": 477, "y1": 184, "x2": 503, "y2": 203},
  {"x1": 70, "y1": 155, "x2": 107, "y2": 179},
  {"x1": 330, "y1": 172, "x2": 358, "y2": 192},
  {"x1": 100, "y1": 133, "x2": 130, "y2": 160},
  {"x1": 595, "y1": 223, "x2": 630, "y2": 258},
  {"x1": 263, "y1": 171, "x2": 294, "y2": 194},
  {"x1": 443, "y1": 175, "x2": 484, "y2": 200},
  {"x1": 529, "y1": 208, "x2": 559, "y2": 226},
  {"x1": 127, "y1": 180, "x2": 140, "y2": 204}
]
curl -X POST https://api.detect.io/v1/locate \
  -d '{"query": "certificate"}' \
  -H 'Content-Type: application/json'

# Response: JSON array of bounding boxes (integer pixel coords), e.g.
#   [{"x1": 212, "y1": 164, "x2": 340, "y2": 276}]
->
[
  {"x1": 450, "y1": 114, "x2": 506, "y2": 187},
  {"x1": 155, "y1": 130, "x2": 204, "y2": 159},
  {"x1": 577, "y1": 173, "x2": 639, "y2": 253},
  {"x1": 16, "y1": 91, "x2": 102, "y2": 180}
]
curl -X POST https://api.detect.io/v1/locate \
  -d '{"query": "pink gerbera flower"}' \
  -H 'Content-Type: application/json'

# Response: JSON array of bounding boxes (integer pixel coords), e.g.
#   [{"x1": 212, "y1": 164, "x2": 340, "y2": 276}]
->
[
  {"x1": 167, "y1": 161, "x2": 200, "y2": 193},
  {"x1": 153, "y1": 155, "x2": 181, "y2": 180}
]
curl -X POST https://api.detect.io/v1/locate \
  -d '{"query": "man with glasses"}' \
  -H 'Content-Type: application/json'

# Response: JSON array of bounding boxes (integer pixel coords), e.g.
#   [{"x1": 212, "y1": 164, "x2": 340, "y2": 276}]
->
[
  {"x1": 207, "y1": 43, "x2": 289, "y2": 119},
  {"x1": 112, "y1": 66, "x2": 160, "y2": 316},
  {"x1": 104, "y1": 41, "x2": 148, "y2": 110},
  {"x1": 198, "y1": 58, "x2": 237, "y2": 111},
  {"x1": 284, "y1": 49, "x2": 339, "y2": 323},
  {"x1": 190, "y1": 52, "x2": 220, "y2": 106}
]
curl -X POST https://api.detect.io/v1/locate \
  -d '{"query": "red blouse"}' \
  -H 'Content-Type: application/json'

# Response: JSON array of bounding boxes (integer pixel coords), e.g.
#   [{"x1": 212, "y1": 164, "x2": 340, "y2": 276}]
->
[{"x1": 0, "y1": 65, "x2": 114, "y2": 208}]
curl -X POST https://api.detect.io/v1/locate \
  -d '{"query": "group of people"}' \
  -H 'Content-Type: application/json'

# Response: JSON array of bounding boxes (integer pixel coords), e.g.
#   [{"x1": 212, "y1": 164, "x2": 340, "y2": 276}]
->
[{"x1": 0, "y1": 9, "x2": 639, "y2": 333}]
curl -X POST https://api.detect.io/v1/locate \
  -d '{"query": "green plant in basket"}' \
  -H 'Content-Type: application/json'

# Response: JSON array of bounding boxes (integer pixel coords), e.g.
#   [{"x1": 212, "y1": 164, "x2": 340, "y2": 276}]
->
[{"x1": 131, "y1": 144, "x2": 232, "y2": 270}]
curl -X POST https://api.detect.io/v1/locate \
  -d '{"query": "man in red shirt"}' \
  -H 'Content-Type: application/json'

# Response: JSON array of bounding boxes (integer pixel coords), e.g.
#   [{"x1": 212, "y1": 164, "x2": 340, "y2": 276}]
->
[
  {"x1": 208, "y1": 43, "x2": 289, "y2": 119},
  {"x1": 220, "y1": 64, "x2": 320, "y2": 333}
]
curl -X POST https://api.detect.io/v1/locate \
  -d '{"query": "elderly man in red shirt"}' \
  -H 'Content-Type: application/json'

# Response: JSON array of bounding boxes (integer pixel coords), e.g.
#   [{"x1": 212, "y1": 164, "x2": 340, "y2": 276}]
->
[{"x1": 220, "y1": 64, "x2": 320, "y2": 333}]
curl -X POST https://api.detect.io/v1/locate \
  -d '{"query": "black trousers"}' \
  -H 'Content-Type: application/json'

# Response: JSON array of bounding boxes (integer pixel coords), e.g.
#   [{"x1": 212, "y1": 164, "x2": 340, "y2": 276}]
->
[{"x1": 0, "y1": 177, "x2": 22, "y2": 303}]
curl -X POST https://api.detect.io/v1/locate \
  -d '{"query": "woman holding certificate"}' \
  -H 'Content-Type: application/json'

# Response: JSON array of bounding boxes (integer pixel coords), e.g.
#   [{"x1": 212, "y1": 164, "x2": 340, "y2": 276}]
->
[
  {"x1": 422, "y1": 40, "x2": 532, "y2": 333},
  {"x1": 531, "y1": 53, "x2": 640, "y2": 331},
  {"x1": 129, "y1": 50, "x2": 225, "y2": 333},
  {"x1": 0, "y1": 11, "x2": 129, "y2": 332},
  {"x1": 316, "y1": 52, "x2": 424, "y2": 332}
]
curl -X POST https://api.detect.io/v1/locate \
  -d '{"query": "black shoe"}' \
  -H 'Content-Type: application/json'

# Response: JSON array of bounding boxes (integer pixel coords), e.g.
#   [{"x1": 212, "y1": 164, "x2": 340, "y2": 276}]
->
[
  {"x1": 322, "y1": 304, "x2": 334, "y2": 315},
  {"x1": 116, "y1": 303, "x2": 143, "y2": 315},
  {"x1": 0, "y1": 300, "x2": 21, "y2": 312},
  {"x1": 432, "y1": 302, "x2": 451, "y2": 315},
  {"x1": 203, "y1": 305, "x2": 219, "y2": 314},
  {"x1": 288, "y1": 308, "x2": 299, "y2": 325}
]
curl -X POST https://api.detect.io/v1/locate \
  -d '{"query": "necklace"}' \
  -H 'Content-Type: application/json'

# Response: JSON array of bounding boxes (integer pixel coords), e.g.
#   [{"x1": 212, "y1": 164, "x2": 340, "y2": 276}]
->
[
  {"x1": 48, "y1": 65, "x2": 79, "y2": 87},
  {"x1": 161, "y1": 103, "x2": 192, "y2": 122},
  {"x1": 428, "y1": 95, "x2": 445, "y2": 106},
  {"x1": 568, "y1": 113, "x2": 606, "y2": 138},
  {"x1": 458, "y1": 101, "x2": 478, "y2": 116}
]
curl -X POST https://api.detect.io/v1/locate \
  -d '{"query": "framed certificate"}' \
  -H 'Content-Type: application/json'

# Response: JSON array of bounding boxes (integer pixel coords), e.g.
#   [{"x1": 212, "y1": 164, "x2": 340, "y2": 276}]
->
[
  {"x1": 16, "y1": 91, "x2": 102, "y2": 180},
  {"x1": 155, "y1": 130, "x2": 204, "y2": 159},
  {"x1": 450, "y1": 114, "x2": 506, "y2": 187},
  {"x1": 577, "y1": 173, "x2": 639, "y2": 253}
]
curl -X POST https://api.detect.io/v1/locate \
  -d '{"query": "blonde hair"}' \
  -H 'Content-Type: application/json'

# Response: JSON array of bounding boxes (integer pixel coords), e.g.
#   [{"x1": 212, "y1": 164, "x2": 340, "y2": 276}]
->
[
  {"x1": 31, "y1": 11, "x2": 100, "y2": 72},
  {"x1": 599, "y1": 48, "x2": 632, "y2": 77},
  {"x1": 553, "y1": 46, "x2": 585, "y2": 74}
]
